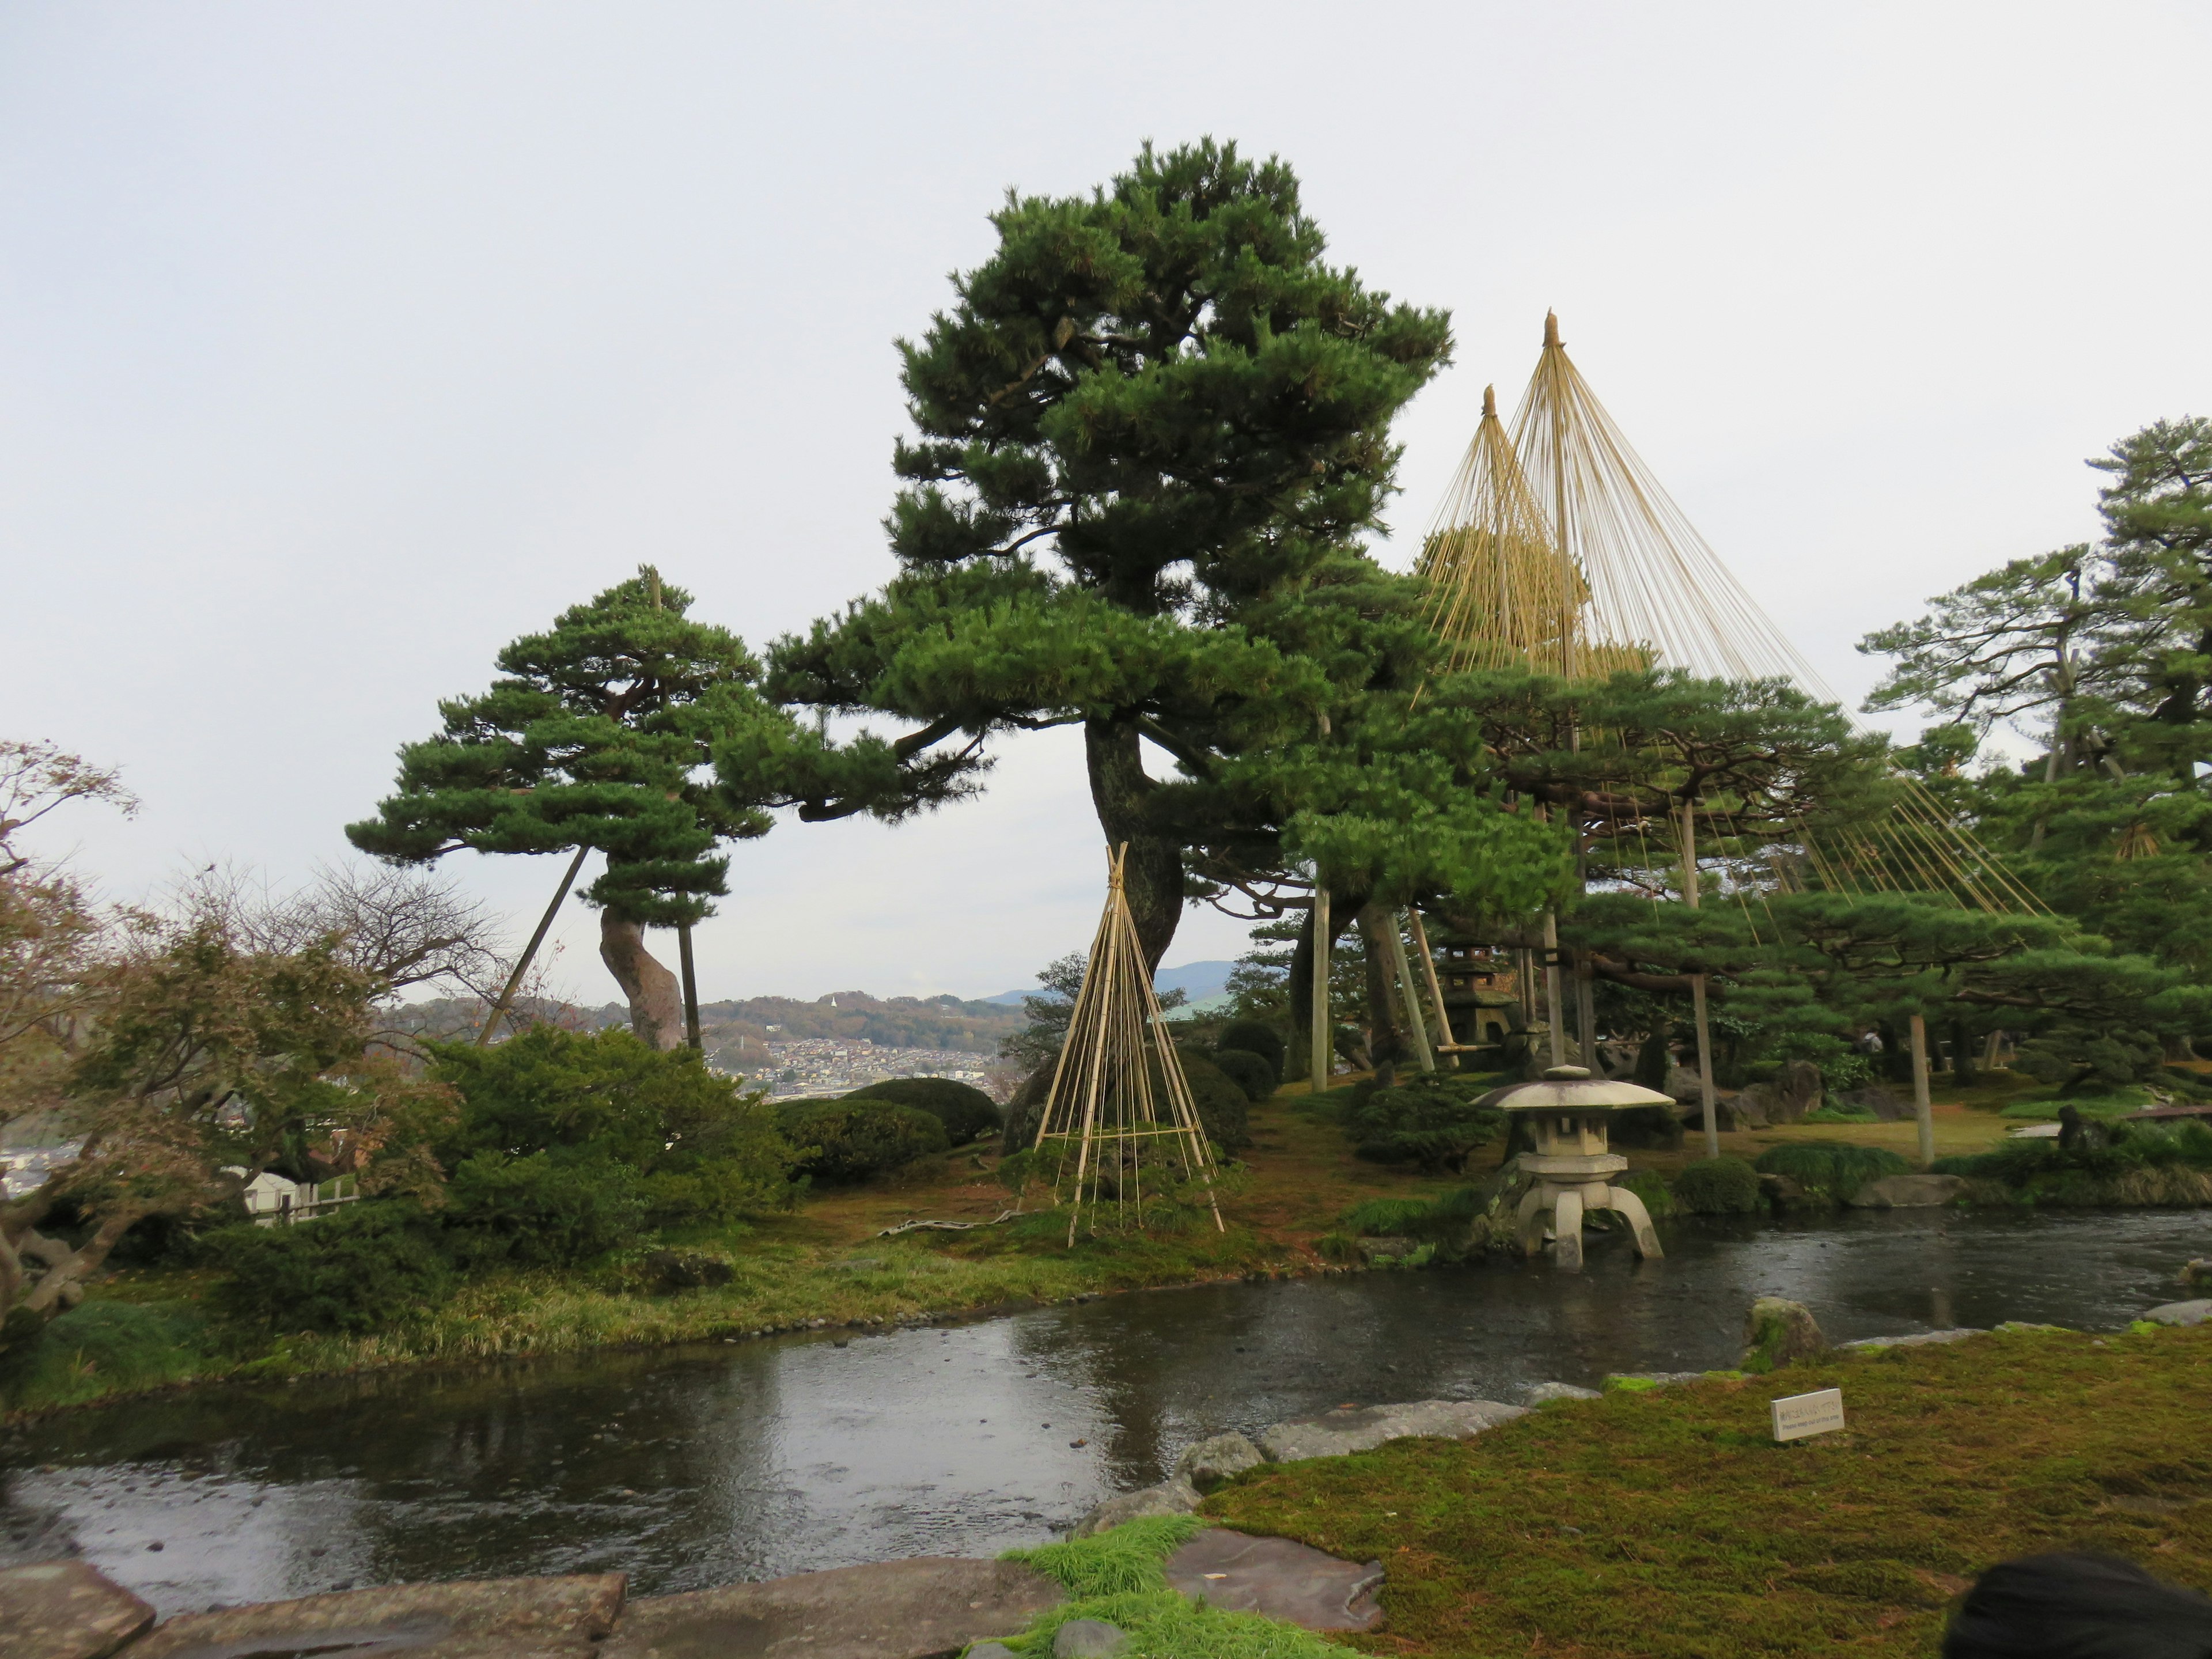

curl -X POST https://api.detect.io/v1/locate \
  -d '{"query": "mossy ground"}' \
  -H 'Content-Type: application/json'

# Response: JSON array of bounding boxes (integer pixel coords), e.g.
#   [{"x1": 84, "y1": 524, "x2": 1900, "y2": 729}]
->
[{"x1": 1205, "y1": 1323, "x2": 2212, "y2": 1658}]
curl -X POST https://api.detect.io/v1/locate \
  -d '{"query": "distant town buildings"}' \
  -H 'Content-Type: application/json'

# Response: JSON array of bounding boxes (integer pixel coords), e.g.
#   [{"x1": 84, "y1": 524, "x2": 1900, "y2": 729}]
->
[{"x1": 726, "y1": 1037, "x2": 994, "y2": 1099}]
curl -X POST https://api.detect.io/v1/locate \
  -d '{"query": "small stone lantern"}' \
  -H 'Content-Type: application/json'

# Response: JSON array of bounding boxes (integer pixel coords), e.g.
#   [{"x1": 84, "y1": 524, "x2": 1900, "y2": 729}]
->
[{"x1": 1476, "y1": 1065, "x2": 1672, "y2": 1270}]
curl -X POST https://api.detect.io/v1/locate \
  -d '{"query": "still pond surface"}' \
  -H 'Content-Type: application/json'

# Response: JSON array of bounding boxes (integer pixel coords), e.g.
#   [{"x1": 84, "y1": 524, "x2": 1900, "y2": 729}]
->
[{"x1": 3, "y1": 1207, "x2": 2204, "y2": 1617}]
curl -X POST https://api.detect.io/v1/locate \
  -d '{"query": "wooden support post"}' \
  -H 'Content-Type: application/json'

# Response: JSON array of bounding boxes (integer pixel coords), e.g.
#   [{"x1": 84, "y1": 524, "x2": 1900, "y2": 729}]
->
[
  {"x1": 1681, "y1": 797, "x2": 1718, "y2": 1158},
  {"x1": 1311, "y1": 885, "x2": 1332, "y2": 1096},
  {"x1": 678, "y1": 921, "x2": 702, "y2": 1052},
  {"x1": 1910, "y1": 1012, "x2": 1934, "y2": 1167},
  {"x1": 1406, "y1": 910, "x2": 1459, "y2": 1065},
  {"x1": 1541, "y1": 911, "x2": 1567, "y2": 1068},
  {"x1": 1385, "y1": 913, "x2": 1435, "y2": 1074},
  {"x1": 477, "y1": 844, "x2": 590, "y2": 1047}
]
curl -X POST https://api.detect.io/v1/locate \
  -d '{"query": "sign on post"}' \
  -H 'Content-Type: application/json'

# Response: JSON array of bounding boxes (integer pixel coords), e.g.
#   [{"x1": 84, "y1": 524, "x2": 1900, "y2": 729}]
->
[{"x1": 1770, "y1": 1388, "x2": 1846, "y2": 1442}]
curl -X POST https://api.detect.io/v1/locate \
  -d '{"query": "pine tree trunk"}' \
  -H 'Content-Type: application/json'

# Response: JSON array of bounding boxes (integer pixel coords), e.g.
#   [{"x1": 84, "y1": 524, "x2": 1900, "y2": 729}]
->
[
  {"x1": 1084, "y1": 714, "x2": 1182, "y2": 972},
  {"x1": 1287, "y1": 907, "x2": 1316, "y2": 1084},
  {"x1": 599, "y1": 912, "x2": 684, "y2": 1051},
  {"x1": 1357, "y1": 902, "x2": 1405, "y2": 1087}
]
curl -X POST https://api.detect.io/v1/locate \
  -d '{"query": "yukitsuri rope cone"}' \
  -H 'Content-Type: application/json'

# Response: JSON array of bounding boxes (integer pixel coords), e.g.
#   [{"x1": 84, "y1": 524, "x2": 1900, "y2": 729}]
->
[{"x1": 1032, "y1": 845, "x2": 1225, "y2": 1246}]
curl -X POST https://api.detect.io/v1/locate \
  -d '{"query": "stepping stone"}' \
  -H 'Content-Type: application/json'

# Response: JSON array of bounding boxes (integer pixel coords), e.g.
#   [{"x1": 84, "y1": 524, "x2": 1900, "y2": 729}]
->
[
  {"x1": 0, "y1": 1559, "x2": 156, "y2": 1659},
  {"x1": 601, "y1": 1558, "x2": 1062, "y2": 1659},
  {"x1": 1524, "y1": 1381, "x2": 1601, "y2": 1403},
  {"x1": 127, "y1": 1575, "x2": 627, "y2": 1659},
  {"x1": 1843, "y1": 1328, "x2": 1987, "y2": 1350},
  {"x1": 1165, "y1": 1529, "x2": 1383, "y2": 1632},
  {"x1": 1256, "y1": 1398, "x2": 1524, "y2": 1462}
]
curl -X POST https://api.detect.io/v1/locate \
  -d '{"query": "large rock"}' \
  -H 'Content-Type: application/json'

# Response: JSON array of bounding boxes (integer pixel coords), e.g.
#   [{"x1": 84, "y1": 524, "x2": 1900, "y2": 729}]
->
[
  {"x1": 1050, "y1": 1620, "x2": 1129, "y2": 1658},
  {"x1": 2179, "y1": 1258, "x2": 2211, "y2": 1291},
  {"x1": 131, "y1": 1576, "x2": 628, "y2": 1659},
  {"x1": 1256, "y1": 1398, "x2": 1524, "y2": 1463},
  {"x1": 2141, "y1": 1300, "x2": 2212, "y2": 1328},
  {"x1": 1842, "y1": 1328, "x2": 1986, "y2": 1351},
  {"x1": 1173, "y1": 1433, "x2": 1265, "y2": 1494},
  {"x1": 1524, "y1": 1381, "x2": 1601, "y2": 1404},
  {"x1": 603, "y1": 1559, "x2": 1061, "y2": 1659},
  {"x1": 1834, "y1": 1085, "x2": 1908, "y2": 1121},
  {"x1": 1164, "y1": 1528, "x2": 1383, "y2": 1632},
  {"x1": 1070, "y1": 1478, "x2": 1200, "y2": 1538},
  {"x1": 1742, "y1": 1297, "x2": 1827, "y2": 1373},
  {"x1": 0, "y1": 1559, "x2": 156, "y2": 1659},
  {"x1": 1847, "y1": 1173, "x2": 1965, "y2": 1209}
]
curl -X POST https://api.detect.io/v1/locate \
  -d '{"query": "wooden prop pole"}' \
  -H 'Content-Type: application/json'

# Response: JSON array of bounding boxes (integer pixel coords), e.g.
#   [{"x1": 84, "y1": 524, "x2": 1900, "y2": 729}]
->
[
  {"x1": 678, "y1": 921, "x2": 702, "y2": 1051},
  {"x1": 1385, "y1": 913, "x2": 1436, "y2": 1074},
  {"x1": 1405, "y1": 910, "x2": 1464, "y2": 1059},
  {"x1": 477, "y1": 844, "x2": 591, "y2": 1047},
  {"x1": 1310, "y1": 885, "x2": 1332, "y2": 1094},
  {"x1": 1910, "y1": 1013, "x2": 1935, "y2": 1167},
  {"x1": 1681, "y1": 797, "x2": 1719, "y2": 1159},
  {"x1": 1541, "y1": 910, "x2": 1567, "y2": 1067}
]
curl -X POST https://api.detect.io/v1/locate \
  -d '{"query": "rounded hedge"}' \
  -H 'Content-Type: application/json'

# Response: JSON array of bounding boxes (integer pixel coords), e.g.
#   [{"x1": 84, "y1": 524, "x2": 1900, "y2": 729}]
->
[
  {"x1": 778, "y1": 1097, "x2": 950, "y2": 1182},
  {"x1": 845, "y1": 1076, "x2": 1002, "y2": 1144},
  {"x1": 1672, "y1": 1156, "x2": 1763, "y2": 1215},
  {"x1": 1209, "y1": 1046, "x2": 1278, "y2": 1103},
  {"x1": 208, "y1": 1202, "x2": 456, "y2": 1335},
  {"x1": 996, "y1": 1050, "x2": 1250, "y2": 1155},
  {"x1": 1217, "y1": 1020, "x2": 1286, "y2": 1080}
]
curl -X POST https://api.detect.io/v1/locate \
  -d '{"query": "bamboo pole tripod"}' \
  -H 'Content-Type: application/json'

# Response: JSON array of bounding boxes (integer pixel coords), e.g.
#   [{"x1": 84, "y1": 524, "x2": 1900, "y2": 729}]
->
[{"x1": 1032, "y1": 846, "x2": 1224, "y2": 1245}]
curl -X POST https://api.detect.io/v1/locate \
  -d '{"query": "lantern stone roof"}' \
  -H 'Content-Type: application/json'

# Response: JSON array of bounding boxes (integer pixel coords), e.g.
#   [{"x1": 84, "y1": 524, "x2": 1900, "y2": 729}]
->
[{"x1": 1476, "y1": 1065, "x2": 1676, "y2": 1113}]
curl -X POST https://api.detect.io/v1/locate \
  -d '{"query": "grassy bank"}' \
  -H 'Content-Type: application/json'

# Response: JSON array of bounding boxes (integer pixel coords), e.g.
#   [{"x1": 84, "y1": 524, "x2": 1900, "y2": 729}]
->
[{"x1": 1207, "y1": 1322, "x2": 2212, "y2": 1658}]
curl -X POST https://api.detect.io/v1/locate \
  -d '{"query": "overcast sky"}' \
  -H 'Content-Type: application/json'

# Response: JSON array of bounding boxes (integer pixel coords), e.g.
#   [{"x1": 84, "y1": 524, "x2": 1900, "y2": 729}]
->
[{"x1": 4, "y1": 3, "x2": 2206, "y2": 1006}]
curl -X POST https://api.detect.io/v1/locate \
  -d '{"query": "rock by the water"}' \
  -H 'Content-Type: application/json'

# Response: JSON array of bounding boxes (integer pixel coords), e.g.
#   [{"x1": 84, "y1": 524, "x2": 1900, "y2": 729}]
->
[
  {"x1": 1524, "y1": 1381, "x2": 1602, "y2": 1404},
  {"x1": 1842, "y1": 1328, "x2": 1987, "y2": 1351},
  {"x1": 2142, "y1": 1300, "x2": 2212, "y2": 1327},
  {"x1": 1165, "y1": 1528, "x2": 1383, "y2": 1631},
  {"x1": 131, "y1": 1575, "x2": 628, "y2": 1659},
  {"x1": 1354, "y1": 1236, "x2": 1416, "y2": 1262},
  {"x1": 1070, "y1": 1478, "x2": 1200, "y2": 1538},
  {"x1": 1173, "y1": 1432, "x2": 1265, "y2": 1494},
  {"x1": 1847, "y1": 1173, "x2": 1965, "y2": 1209},
  {"x1": 605, "y1": 1559, "x2": 1060, "y2": 1659},
  {"x1": 1051, "y1": 1619, "x2": 1130, "y2": 1658},
  {"x1": 0, "y1": 1559, "x2": 156, "y2": 1659},
  {"x1": 2180, "y1": 1258, "x2": 2211, "y2": 1291},
  {"x1": 1257, "y1": 1398, "x2": 1524, "y2": 1463},
  {"x1": 643, "y1": 1250, "x2": 736, "y2": 1290},
  {"x1": 1742, "y1": 1297, "x2": 1827, "y2": 1373},
  {"x1": 1758, "y1": 1172, "x2": 1817, "y2": 1210}
]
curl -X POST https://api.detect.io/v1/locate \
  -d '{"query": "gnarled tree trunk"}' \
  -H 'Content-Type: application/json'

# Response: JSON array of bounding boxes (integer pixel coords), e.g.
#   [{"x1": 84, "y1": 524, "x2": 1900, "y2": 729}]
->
[
  {"x1": 599, "y1": 912, "x2": 683, "y2": 1051},
  {"x1": 1357, "y1": 902, "x2": 1407, "y2": 1088},
  {"x1": 1084, "y1": 714, "x2": 1183, "y2": 972}
]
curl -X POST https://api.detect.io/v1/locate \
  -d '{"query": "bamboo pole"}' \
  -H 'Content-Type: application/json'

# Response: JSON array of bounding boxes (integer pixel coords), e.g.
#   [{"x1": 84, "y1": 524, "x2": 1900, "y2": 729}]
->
[
  {"x1": 1405, "y1": 910, "x2": 1461, "y2": 1060},
  {"x1": 1541, "y1": 910, "x2": 1567, "y2": 1068},
  {"x1": 1682, "y1": 797, "x2": 1719, "y2": 1159},
  {"x1": 476, "y1": 844, "x2": 590, "y2": 1047},
  {"x1": 1385, "y1": 913, "x2": 1436, "y2": 1074},
  {"x1": 1910, "y1": 1013, "x2": 1935, "y2": 1168},
  {"x1": 1310, "y1": 885, "x2": 1332, "y2": 1095}
]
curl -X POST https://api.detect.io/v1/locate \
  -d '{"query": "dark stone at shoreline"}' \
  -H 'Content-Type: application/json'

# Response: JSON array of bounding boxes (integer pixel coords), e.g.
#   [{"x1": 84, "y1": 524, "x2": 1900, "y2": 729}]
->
[{"x1": 0, "y1": 1559, "x2": 156, "y2": 1659}]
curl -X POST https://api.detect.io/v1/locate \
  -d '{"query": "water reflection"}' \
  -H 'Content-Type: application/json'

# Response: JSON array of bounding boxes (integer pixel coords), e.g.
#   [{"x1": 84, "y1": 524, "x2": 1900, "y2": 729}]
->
[{"x1": 3, "y1": 1207, "x2": 2203, "y2": 1615}]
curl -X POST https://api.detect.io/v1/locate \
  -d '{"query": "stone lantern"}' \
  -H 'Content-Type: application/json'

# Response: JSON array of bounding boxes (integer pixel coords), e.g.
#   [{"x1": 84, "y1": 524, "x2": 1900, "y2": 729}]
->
[{"x1": 1476, "y1": 1065, "x2": 1672, "y2": 1270}]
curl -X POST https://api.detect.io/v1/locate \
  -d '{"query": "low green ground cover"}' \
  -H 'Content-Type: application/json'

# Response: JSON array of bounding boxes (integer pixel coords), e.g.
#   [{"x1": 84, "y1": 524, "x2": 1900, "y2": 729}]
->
[
  {"x1": 998, "y1": 1515, "x2": 1349, "y2": 1659},
  {"x1": 1933, "y1": 1119, "x2": 2212, "y2": 1206},
  {"x1": 1753, "y1": 1142, "x2": 1910, "y2": 1203},
  {"x1": 1206, "y1": 1323, "x2": 2212, "y2": 1658}
]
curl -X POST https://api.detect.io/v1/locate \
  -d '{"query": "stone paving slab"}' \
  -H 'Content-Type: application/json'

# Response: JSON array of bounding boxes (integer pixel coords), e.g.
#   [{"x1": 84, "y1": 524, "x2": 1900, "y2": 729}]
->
[
  {"x1": 126, "y1": 1575, "x2": 627, "y2": 1659},
  {"x1": 1164, "y1": 1529, "x2": 1383, "y2": 1632},
  {"x1": 601, "y1": 1558, "x2": 1063, "y2": 1659},
  {"x1": 1256, "y1": 1399, "x2": 1525, "y2": 1462},
  {"x1": 0, "y1": 1559, "x2": 157, "y2": 1659}
]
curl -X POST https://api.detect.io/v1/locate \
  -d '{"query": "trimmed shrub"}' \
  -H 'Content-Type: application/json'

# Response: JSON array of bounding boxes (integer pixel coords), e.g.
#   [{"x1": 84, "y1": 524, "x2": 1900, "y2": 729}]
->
[
  {"x1": 845, "y1": 1076, "x2": 1002, "y2": 1144},
  {"x1": 1209, "y1": 1046, "x2": 1278, "y2": 1103},
  {"x1": 1672, "y1": 1156, "x2": 1762, "y2": 1214},
  {"x1": 1177, "y1": 1053, "x2": 1252, "y2": 1153},
  {"x1": 1754, "y1": 1143, "x2": 1910, "y2": 1203},
  {"x1": 1616, "y1": 1169, "x2": 1676, "y2": 1219},
  {"x1": 778, "y1": 1097, "x2": 949, "y2": 1182},
  {"x1": 1345, "y1": 1077, "x2": 1502, "y2": 1172},
  {"x1": 1216, "y1": 1020, "x2": 1286, "y2": 1081},
  {"x1": 208, "y1": 1202, "x2": 456, "y2": 1334}
]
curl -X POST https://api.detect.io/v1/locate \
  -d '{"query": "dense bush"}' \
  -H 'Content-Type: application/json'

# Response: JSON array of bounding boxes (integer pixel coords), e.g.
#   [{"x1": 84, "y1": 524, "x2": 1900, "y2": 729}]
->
[
  {"x1": 207, "y1": 1202, "x2": 457, "y2": 1333},
  {"x1": 1671, "y1": 1156, "x2": 1762, "y2": 1214},
  {"x1": 1216, "y1": 1020, "x2": 1286, "y2": 1081},
  {"x1": 430, "y1": 1027, "x2": 797, "y2": 1244},
  {"x1": 778, "y1": 1097, "x2": 950, "y2": 1181},
  {"x1": 1932, "y1": 1119, "x2": 2212, "y2": 1187},
  {"x1": 1616, "y1": 1169, "x2": 1676, "y2": 1219},
  {"x1": 845, "y1": 1076, "x2": 1001, "y2": 1143},
  {"x1": 1753, "y1": 1143, "x2": 1910, "y2": 1203},
  {"x1": 1177, "y1": 1054, "x2": 1252, "y2": 1153},
  {"x1": 1344, "y1": 1076, "x2": 1502, "y2": 1173},
  {"x1": 1208, "y1": 1047, "x2": 1277, "y2": 1103}
]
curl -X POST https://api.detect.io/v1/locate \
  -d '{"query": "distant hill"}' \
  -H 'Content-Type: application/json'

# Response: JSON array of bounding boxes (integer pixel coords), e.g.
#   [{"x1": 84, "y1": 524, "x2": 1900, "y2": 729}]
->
[{"x1": 982, "y1": 959, "x2": 1238, "y2": 1007}]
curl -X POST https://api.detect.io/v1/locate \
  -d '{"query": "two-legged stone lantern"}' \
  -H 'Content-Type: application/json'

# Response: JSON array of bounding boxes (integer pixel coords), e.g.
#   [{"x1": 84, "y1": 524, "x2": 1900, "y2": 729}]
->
[{"x1": 1478, "y1": 1065, "x2": 1672, "y2": 1270}]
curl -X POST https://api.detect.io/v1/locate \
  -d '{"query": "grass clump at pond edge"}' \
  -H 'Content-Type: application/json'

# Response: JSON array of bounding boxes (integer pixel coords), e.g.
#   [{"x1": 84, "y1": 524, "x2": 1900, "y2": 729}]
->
[
  {"x1": 997, "y1": 1516, "x2": 1350, "y2": 1659},
  {"x1": 1753, "y1": 1142, "x2": 1911, "y2": 1203},
  {"x1": 1205, "y1": 1323, "x2": 2212, "y2": 1659}
]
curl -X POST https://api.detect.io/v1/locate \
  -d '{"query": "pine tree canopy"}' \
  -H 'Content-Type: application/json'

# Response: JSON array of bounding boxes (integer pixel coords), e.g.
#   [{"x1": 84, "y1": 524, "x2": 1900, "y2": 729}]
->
[{"x1": 768, "y1": 138, "x2": 1562, "y2": 964}]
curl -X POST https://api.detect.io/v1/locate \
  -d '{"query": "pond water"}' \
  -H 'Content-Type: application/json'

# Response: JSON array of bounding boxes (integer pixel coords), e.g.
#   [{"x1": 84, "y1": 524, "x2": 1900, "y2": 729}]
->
[{"x1": 3, "y1": 1207, "x2": 2204, "y2": 1617}]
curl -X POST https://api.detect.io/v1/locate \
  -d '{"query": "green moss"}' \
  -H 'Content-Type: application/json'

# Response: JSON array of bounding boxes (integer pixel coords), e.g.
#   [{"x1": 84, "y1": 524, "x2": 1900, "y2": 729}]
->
[
  {"x1": 1207, "y1": 1324, "x2": 2212, "y2": 1658},
  {"x1": 1616, "y1": 1169, "x2": 1675, "y2": 1219},
  {"x1": 1802, "y1": 1104, "x2": 1881, "y2": 1124}
]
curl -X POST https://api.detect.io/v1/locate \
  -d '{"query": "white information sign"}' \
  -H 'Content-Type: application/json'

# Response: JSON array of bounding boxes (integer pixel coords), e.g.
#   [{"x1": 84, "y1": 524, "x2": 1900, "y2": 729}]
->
[{"x1": 1770, "y1": 1388, "x2": 1846, "y2": 1442}]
